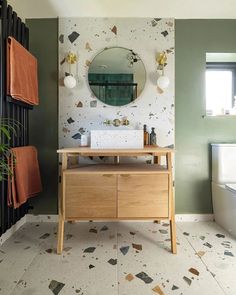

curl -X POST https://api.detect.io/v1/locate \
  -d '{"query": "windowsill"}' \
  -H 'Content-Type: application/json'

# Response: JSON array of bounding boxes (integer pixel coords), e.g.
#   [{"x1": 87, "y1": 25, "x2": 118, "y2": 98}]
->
[{"x1": 203, "y1": 114, "x2": 236, "y2": 118}]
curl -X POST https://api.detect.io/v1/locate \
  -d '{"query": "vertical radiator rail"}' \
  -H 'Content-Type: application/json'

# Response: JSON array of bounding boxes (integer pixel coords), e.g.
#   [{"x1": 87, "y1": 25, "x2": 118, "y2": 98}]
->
[{"x1": 0, "y1": 0, "x2": 30, "y2": 236}]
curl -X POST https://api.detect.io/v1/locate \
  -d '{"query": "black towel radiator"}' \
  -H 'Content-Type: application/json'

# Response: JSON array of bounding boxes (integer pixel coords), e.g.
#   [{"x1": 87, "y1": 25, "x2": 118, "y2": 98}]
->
[{"x1": 0, "y1": 0, "x2": 32, "y2": 236}]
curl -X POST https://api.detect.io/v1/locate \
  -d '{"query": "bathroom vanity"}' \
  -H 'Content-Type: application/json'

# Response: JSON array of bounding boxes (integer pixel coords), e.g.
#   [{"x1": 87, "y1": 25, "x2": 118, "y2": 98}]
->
[{"x1": 56, "y1": 146, "x2": 176, "y2": 254}]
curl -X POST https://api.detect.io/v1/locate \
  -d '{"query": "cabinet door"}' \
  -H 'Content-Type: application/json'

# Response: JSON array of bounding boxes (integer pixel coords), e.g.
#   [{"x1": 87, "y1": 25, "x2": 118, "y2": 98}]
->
[
  {"x1": 118, "y1": 174, "x2": 169, "y2": 218},
  {"x1": 64, "y1": 174, "x2": 117, "y2": 219}
]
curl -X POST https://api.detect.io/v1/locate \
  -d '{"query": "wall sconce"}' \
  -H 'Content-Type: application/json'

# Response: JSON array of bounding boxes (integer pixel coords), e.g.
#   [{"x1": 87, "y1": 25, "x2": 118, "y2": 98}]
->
[
  {"x1": 156, "y1": 51, "x2": 170, "y2": 90},
  {"x1": 64, "y1": 52, "x2": 77, "y2": 89}
]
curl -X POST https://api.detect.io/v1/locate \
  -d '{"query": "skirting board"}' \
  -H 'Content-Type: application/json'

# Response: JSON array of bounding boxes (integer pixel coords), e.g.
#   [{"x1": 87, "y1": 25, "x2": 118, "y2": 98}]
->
[
  {"x1": 0, "y1": 214, "x2": 214, "y2": 245},
  {"x1": 176, "y1": 214, "x2": 214, "y2": 222},
  {"x1": 27, "y1": 214, "x2": 59, "y2": 223},
  {"x1": 26, "y1": 214, "x2": 214, "y2": 223},
  {"x1": 0, "y1": 215, "x2": 26, "y2": 246}
]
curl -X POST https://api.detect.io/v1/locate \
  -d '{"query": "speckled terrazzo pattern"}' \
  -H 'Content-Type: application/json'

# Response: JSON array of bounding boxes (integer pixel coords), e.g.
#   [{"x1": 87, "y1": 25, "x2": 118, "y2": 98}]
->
[
  {"x1": 0, "y1": 221, "x2": 235, "y2": 294},
  {"x1": 90, "y1": 130, "x2": 143, "y2": 149},
  {"x1": 58, "y1": 18, "x2": 175, "y2": 154}
]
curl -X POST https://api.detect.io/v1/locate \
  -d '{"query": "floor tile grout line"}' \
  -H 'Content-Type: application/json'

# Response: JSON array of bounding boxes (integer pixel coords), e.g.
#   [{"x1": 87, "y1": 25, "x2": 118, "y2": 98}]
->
[
  {"x1": 8, "y1": 244, "x2": 43, "y2": 295},
  {"x1": 117, "y1": 222, "x2": 120, "y2": 295},
  {"x1": 176, "y1": 224, "x2": 227, "y2": 295},
  {"x1": 8, "y1": 236, "x2": 54, "y2": 295},
  {"x1": 1, "y1": 225, "x2": 50, "y2": 295}
]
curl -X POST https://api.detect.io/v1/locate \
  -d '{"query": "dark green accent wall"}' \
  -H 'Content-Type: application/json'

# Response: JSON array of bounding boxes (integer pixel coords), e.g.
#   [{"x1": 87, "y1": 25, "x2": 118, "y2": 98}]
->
[
  {"x1": 26, "y1": 19, "x2": 58, "y2": 214},
  {"x1": 175, "y1": 20, "x2": 236, "y2": 213}
]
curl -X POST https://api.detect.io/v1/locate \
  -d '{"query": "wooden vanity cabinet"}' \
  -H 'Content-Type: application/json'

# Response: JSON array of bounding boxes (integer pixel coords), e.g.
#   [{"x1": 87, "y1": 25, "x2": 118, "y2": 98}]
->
[
  {"x1": 57, "y1": 147, "x2": 176, "y2": 255},
  {"x1": 118, "y1": 174, "x2": 169, "y2": 218},
  {"x1": 64, "y1": 173, "x2": 117, "y2": 219},
  {"x1": 64, "y1": 171, "x2": 169, "y2": 220}
]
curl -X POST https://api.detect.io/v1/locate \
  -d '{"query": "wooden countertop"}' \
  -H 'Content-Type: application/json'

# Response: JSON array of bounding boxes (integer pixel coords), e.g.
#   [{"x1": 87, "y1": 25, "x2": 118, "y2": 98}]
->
[{"x1": 57, "y1": 146, "x2": 174, "y2": 155}]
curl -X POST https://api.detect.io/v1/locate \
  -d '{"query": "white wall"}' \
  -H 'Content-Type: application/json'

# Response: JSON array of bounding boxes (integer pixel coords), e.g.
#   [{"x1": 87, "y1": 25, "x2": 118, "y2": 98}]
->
[{"x1": 7, "y1": 0, "x2": 236, "y2": 20}]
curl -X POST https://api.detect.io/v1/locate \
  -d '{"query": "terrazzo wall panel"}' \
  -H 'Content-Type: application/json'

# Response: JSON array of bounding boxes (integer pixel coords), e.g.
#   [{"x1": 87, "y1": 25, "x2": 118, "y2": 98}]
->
[{"x1": 58, "y1": 18, "x2": 175, "y2": 158}]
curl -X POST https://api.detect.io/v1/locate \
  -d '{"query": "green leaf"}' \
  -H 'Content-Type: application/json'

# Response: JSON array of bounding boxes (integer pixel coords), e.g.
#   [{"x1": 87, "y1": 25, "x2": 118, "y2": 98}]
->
[
  {"x1": 0, "y1": 126, "x2": 11, "y2": 140},
  {"x1": 0, "y1": 118, "x2": 20, "y2": 181}
]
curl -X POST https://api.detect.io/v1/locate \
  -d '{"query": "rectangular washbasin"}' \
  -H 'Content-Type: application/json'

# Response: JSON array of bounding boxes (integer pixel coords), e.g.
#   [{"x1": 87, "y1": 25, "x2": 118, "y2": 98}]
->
[{"x1": 90, "y1": 130, "x2": 144, "y2": 149}]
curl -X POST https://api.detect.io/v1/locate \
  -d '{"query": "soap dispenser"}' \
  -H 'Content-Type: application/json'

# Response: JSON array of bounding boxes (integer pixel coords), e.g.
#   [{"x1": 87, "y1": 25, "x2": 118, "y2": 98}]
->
[{"x1": 150, "y1": 127, "x2": 157, "y2": 145}]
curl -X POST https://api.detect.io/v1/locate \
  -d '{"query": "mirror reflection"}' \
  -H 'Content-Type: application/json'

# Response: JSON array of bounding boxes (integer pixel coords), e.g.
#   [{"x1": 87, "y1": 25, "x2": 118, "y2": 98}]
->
[
  {"x1": 88, "y1": 47, "x2": 146, "y2": 106},
  {"x1": 206, "y1": 53, "x2": 236, "y2": 116}
]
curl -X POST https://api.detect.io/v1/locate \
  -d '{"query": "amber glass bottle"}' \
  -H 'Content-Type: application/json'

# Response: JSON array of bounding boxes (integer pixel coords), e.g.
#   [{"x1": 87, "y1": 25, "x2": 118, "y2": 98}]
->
[{"x1": 143, "y1": 124, "x2": 149, "y2": 146}]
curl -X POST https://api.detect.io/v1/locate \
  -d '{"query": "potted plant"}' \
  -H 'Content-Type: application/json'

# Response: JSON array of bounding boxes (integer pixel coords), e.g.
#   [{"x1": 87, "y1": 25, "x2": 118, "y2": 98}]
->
[{"x1": 0, "y1": 119, "x2": 19, "y2": 181}]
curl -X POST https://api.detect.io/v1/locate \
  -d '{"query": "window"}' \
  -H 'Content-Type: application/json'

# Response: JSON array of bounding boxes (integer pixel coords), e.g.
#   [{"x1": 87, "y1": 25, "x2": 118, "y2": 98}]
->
[
  {"x1": 206, "y1": 70, "x2": 233, "y2": 115},
  {"x1": 205, "y1": 53, "x2": 236, "y2": 116}
]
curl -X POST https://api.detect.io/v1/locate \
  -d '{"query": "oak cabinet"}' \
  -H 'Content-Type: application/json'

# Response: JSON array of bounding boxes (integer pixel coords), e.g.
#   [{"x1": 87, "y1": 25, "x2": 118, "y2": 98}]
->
[
  {"x1": 63, "y1": 168, "x2": 169, "y2": 219},
  {"x1": 57, "y1": 147, "x2": 176, "y2": 254},
  {"x1": 118, "y1": 174, "x2": 168, "y2": 218},
  {"x1": 64, "y1": 174, "x2": 116, "y2": 219}
]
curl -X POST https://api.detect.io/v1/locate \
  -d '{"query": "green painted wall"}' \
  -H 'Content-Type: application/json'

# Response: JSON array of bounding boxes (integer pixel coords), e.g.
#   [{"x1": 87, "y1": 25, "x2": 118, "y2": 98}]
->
[
  {"x1": 175, "y1": 20, "x2": 236, "y2": 213},
  {"x1": 26, "y1": 19, "x2": 58, "y2": 214}
]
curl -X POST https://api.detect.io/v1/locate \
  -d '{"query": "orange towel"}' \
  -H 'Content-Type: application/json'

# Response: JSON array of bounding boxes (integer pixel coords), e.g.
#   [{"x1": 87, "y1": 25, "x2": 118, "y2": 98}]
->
[
  {"x1": 8, "y1": 146, "x2": 42, "y2": 209},
  {"x1": 7, "y1": 37, "x2": 39, "y2": 105}
]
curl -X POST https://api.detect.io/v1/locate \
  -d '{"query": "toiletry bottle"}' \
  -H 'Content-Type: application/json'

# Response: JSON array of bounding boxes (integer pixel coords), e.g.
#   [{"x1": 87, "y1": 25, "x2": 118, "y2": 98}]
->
[
  {"x1": 143, "y1": 124, "x2": 149, "y2": 146},
  {"x1": 150, "y1": 127, "x2": 157, "y2": 145},
  {"x1": 80, "y1": 134, "x2": 88, "y2": 147}
]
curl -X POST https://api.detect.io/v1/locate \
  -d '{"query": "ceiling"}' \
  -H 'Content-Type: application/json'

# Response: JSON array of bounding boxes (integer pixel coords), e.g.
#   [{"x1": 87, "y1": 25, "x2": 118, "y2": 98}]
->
[{"x1": 7, "y1": 0, "x2": 236, "y2": 20}]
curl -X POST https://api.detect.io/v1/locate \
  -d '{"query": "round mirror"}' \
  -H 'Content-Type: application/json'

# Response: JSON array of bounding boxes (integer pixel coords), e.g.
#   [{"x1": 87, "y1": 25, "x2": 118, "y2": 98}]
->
[{"x1": 88, "y1": 47, "x2": 146, "y2": 106}]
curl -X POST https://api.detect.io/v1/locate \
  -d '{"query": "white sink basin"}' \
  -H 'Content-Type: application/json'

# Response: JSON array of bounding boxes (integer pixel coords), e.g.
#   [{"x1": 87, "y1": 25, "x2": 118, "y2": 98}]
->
[{"x1": 90, "y1": 130, "x2": 144, "y2": 149}]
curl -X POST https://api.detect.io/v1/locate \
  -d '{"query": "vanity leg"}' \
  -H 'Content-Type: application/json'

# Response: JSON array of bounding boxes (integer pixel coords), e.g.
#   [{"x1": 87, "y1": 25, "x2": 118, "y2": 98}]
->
[
  {"x1": 154, "y1": 155, "x2": 161, "y2": 224},
  {"x1": 57, "y1": 214, "x2": 65, "y2": 254},
  {"x1": 170, "y1": 216, "x2": 177, "y2": 254},
  {"x1": 57, "y1": 154, "x2": 67, "y2": 254},
  {"x1": 57, "y1": 179, "x2": 65, "y2": 254},
  {"x1": 69, "y1": 155, "x2": 78, "y2": 224},
  {"x1": 167, "y1": 151, "x2": 177, "y2": 254}
]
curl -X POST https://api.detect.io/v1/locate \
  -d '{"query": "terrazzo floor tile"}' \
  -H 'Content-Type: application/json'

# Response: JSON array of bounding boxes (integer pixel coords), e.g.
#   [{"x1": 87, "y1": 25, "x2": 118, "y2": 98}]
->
[
  {"x1": 10, "y1": 222, "x2": 118, "y2": 295},
  {"x1": 117, "y1": 222, "x2": 225, "y2": 295},
  {"x1": 177, "y1": 221, "x2": 236, "y2": 295},
  {"x1": 0, "y1": 222, "x2": 56, "y2": 295},
  {"x1": 0, "y1": 221, "x2": 235, "y2": 295}
]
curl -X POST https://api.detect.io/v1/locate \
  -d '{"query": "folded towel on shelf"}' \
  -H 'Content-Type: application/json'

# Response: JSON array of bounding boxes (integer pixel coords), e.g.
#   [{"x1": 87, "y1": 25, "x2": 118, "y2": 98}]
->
[
  {"x1": 8, "y1": 146, "x2": 42, "y2": 209},
  {"x1": 7, "y1": 37, "x2": 39, "y2": 105}
]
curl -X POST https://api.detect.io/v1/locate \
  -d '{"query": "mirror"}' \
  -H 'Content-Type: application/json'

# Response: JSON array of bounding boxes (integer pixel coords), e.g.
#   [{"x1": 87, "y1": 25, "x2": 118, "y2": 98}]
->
[
  {"x1": 206, "y1": 53, "x2": 236, "y2": 116},
  {"x1": 88, "y1": 47, "x2": 146, "y2": 106}
]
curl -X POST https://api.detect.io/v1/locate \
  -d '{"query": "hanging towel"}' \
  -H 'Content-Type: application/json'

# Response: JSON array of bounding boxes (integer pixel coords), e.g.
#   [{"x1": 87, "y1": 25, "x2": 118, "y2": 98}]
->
[
  {"x1": 7, "y1": 37, "x2": 39, "y2": 105},
  {"x1": 8, "y1": 146, "x2": 42, "y2": 209}
]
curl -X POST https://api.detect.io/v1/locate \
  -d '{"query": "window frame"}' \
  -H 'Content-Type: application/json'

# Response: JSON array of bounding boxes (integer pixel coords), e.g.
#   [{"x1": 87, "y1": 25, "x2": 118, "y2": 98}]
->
[{"x1": 206, "y1": 62, "x2": 236, "y2": 111}]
